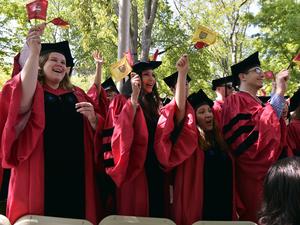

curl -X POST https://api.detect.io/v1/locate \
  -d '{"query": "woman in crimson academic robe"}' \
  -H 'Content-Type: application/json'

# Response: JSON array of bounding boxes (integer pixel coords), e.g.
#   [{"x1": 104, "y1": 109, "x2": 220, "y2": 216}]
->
[
  {"x1": 0, "y1": 25, "x2": 104, "y2": 224},
  {"x1": 154, "y1": 55, "x2": 237, "y2": 225},
  {"x1": 101, "y1": 59, "x2": 168, "y2": 217}
]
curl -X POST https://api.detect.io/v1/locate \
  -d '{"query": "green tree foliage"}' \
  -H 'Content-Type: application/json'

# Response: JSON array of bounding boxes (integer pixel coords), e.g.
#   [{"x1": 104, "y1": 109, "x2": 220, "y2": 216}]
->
[
  {"x1": 0, "y1": 0, "x2": 28, "y2": 75},
  {"x1": 250, "y1": 0, "x2": 300, "y2": 95},
  {"x1": 1, "y1": 0, "x2": 298, "y2": 96},
  {"x1": 0, "y1": 67, "x2": 10, "y2": 90},
  {"x1": 159, "y1": 0, "x2": 256, "y2": 98}
]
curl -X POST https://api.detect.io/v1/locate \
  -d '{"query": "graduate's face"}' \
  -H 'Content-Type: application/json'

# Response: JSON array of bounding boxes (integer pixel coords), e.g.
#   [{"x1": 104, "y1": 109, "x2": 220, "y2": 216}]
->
[
  {"x1": 43, "y1": 52, "x2": 67, "y2": 86},
  {"x1": 242, "y1": 67, "x2": 264, "y2": 89},
  {"x1": 106, "y1": 89, "x2": 118, "y2": 102},
  {"x1": 196, "y1": 104, "x2": 214, "y2": 131},
  {"x1": 141, "y1": 69, "x2": 156, "y2": 93}
]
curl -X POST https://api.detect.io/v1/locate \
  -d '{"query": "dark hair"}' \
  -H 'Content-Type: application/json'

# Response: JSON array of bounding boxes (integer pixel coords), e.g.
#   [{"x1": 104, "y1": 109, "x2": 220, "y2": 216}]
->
[
  {"x1": 38, "y1": 52, "x2": 73, "y2": 90},
  {"x1": 138, "y1": 77, "x2": 160, "y2": 123},
  {"x1": 258, "y1": 157, "x2": 300, "y2": 225},
  {"x1": 196, "y1": 104, "x2": 229, "y2": 152},
  {"x1": 120, "y1": 73, "x2": 160, "y2": 123}
]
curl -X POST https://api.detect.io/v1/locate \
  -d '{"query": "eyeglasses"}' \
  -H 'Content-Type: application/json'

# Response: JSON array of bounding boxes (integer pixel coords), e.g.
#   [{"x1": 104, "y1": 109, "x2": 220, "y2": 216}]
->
[
  {"x1": 225, "y1": 84, "x2": 233, "y2": 89},
  {"x1": 246, "y1": 67, "x2": 263, "y2": 74},
  {"x1": 220, "y1": 83, "x2": 233, "y2": 89}
]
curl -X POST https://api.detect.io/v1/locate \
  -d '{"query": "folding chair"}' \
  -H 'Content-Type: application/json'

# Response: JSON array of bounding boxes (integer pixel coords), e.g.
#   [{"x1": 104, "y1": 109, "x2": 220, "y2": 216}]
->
[
  {"x1": 99, "y1": 215, "x2": 176, "y2": 225},
  {"x1": 14, "y1": 215, "x2": 93, "y2": 225},
  {"x1": 192, "y1": 221, "x2": 257, "y2": 225},
  {"x1": 0, "y1": 214, "x2": 11, "y2": 225}
]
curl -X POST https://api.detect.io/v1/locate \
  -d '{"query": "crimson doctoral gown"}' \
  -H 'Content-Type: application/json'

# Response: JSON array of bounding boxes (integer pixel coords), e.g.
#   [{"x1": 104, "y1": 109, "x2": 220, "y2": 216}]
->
[
  {"x1": 287, "y1": 119, "x2": 300, "y2": 155},
  {"x1": 154, "y1": 100, "x2": 238, "y2": 225},
  {"x1": 87, "y1": 84, "x2": 109, "y2": 119},
  {"x1": 212, "y1": 99, "x2": 223, "y2": 127},
  {"x1": 101, "y1": 94, "x2": 149, "y2": 216},
  {"x1": 221, "y1": 91, "x2": 284, "y2": 222},
  {"x1": 0, "y1": 74, "x2": 104, "y2": 224}
]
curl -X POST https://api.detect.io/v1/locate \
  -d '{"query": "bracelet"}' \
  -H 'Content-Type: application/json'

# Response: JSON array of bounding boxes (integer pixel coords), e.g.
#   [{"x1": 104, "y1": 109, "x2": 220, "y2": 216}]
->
[{"x1": 95, "y1": 60, "x2": 103, "y2": 64}]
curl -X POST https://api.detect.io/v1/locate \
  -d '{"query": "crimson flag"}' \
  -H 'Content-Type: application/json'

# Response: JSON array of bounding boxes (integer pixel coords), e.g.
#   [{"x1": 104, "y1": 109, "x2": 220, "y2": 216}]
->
[
  {"x1": 293, "y1": 52, "x2": 300, "y2": 66},
  {"x1": 264, "y1": 70, "x2": 274, "y2": 80},
  {"x1": 50, "y1": 17, "x2": 70, "y2": 29},
  {"x1": 151, "y1": 49, "x2": 159, "y2": 61},
  {"x1": 26, "y1": 0, "x2": 48, "y2": 21},
  {"x1": 124, "y1": 50, "x2": 134, "y2": 66},
  {"x1": 194, "y1": 42, "x2": 208, "y2": 49}
]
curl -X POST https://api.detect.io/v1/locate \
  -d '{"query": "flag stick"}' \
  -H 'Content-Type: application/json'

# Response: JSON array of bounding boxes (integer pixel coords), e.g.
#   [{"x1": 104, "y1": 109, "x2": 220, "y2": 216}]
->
[{"x1": 287, "y1": 46, "x2": 300, "y2": 70}]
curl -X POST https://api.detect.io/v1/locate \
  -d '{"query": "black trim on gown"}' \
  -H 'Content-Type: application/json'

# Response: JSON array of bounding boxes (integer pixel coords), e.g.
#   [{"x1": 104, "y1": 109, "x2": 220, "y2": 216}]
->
[
  {"x1": 43, "y1": 91, "x2": 85, "y2": 219},
  {"x1": 202, "y1": 147, "x2": 233, "y2": 220},
  {"x1": 144, "y1": 114, "x2": 165, "y2": 217}
]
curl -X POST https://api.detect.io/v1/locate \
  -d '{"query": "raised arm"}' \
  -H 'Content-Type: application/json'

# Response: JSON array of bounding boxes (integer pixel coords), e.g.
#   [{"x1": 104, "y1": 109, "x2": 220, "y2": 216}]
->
[
  {"x1": 130, "y1": 72, "x2": 141, "y2": 117},
  {"x1": 20, "y1": 24, "x2": 45, "y2": 114},
  {"x1": 270, "y1": 69, "x2": 290, "y2": 117},
  {"x1": 92, "y1": 51, "x2": 104, "y2": 87},
  {"x1": 275, "y1": 69, "x2": 289, "y2": 97},
  {"x1": 175, "y1": 54, "x2": 189, "y2": 125}
]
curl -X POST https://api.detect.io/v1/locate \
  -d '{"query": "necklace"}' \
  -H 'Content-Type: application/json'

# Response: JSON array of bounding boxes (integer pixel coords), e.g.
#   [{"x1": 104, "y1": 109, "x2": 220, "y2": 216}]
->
[{"x1": 240, "y1": 90, "x2": 263, "y2": 105}]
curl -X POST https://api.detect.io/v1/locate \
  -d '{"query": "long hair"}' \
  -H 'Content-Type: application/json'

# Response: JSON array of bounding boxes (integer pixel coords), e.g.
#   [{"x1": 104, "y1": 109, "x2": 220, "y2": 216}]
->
[
  {"x1": 196, "y1": 105, "x2": 229, "y2": 152},
  {"x1": 38, "y1": 52, "x2": 73, "y2": 90},
  {"x1": 121, "y1": 74, "x2": 160, "y2": 123},
  {"x1": 138, "y1": 78, "x2": 160, "y2": 123},
  {"x1": 258, "y1": 157, "x2": 300, "y2": 225}
]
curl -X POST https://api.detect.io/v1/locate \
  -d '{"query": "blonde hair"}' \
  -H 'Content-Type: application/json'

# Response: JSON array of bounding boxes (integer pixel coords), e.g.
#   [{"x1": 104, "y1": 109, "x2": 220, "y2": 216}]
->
[{"x1": 38, "y1": 52, "x2": 73, "y2": 90}]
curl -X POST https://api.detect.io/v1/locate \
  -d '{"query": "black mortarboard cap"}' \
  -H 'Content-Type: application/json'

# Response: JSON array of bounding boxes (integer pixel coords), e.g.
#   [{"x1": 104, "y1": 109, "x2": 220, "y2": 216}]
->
[
  {"x1": 212, "y1": 75, "x2": 234, "y2": 90},
  {"x1": 161, "y1": 97, "x2": 171, "y2": 106},
  {"x1": 101, "y1": 77, "x2": 119, "y2": 93},
  {"x1": 163, "y1": 72, "x2": 192, "y2": 89},
  {"x1": 290, "y1": 88, "x2": 300, "y2": 112},
  {"x1": 132, "y1": 61, "x2": 162, "y2": 75},
  {"x1": 188, "y1": 89, "x2": 214, "y2": 109},
  {"x1": 41, "y1": 41, "x2": 74, "y2": 68},
  {"x1": 231, "y1": 52, "x2": 260, "y2": 86}
]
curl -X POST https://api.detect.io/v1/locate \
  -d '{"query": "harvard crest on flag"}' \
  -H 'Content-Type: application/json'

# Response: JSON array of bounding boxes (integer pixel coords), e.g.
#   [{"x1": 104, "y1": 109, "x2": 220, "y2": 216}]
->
[
  {"x1": 110, "y1": 56, "x2": 132, "y2": 82},
  {"x1": 192, "y1": 25, "x2": 217, "y2": 49},
  {"x1": 26, "y1": 0, "x2": 48, "y2": 21}
]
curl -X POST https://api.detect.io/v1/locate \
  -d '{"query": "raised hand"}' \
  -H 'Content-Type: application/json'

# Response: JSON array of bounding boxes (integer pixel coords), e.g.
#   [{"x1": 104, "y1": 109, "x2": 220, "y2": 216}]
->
[
  {"x1": 26, "y1": 23, "x2": 46, "y2": 55},
  {"x1": 176, "y1": 54, "x2": 189, "y2": 75},
  {"x1": 130, "y1": 72, "x2": 141, "y2": 105},
  {"x1": 92, "y1": 51, "x2": 104, "y2": 65},
  {"x1": 175, "y1": 54, "x2": 189, "y2": 125},
  {"x1": 275, "y1": 69, "x2": 289, "y2": 96}
]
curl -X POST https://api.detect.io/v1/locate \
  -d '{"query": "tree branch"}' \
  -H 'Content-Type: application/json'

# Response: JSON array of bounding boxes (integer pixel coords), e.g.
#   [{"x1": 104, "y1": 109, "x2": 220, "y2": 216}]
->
[{"x1": 172, "y1": 0, "x2": 193, "y2": 30}]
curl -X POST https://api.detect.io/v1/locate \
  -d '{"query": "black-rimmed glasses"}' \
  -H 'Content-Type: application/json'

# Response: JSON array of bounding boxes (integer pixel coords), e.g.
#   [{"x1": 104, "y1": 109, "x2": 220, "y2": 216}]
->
[{"x1": 246, "y1": 67, "x2": 263, "y2": 74}]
